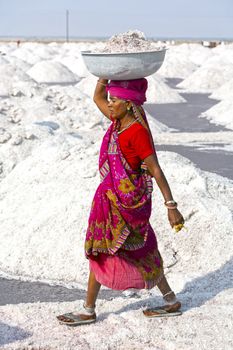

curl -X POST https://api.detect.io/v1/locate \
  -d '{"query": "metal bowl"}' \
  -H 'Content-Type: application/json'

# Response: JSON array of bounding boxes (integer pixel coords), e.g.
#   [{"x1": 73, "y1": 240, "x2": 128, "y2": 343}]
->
[{"x1": 81, "y1": 49, "x2": 167, "y2": 80}]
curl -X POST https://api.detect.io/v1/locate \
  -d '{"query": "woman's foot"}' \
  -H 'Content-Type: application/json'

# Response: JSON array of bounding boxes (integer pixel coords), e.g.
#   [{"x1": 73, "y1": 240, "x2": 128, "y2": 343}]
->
[
  {"x1": 143, "y1": 291, "x2": 182, "y2": 318},
  {"x1": 57, "y1": 312, "x2": 96, "y2": 326},
  {"x1": 57, "y1": 303, "x2": 96, "y2": 326},
  {"x1": 143, "y1": 301, "x2": 181, "y2": 317}
]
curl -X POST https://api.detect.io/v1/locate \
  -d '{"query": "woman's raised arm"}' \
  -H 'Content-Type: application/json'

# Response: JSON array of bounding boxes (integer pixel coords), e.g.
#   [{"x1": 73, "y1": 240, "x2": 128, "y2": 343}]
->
[{"x1": 93, "y1": 79, "x2": 111, "y2": 120}]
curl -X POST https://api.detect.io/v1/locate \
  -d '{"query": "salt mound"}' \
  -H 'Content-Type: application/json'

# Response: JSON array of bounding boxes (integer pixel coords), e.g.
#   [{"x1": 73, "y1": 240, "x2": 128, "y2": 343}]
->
[
  {"x1": 11, "y1": 47, "x2": 41, "y2": 65},
  {"x1": 0, "y1": 144, "x2": 232, "y2": 285},
  {"x1": 75, "y1": 74, "x2": 98, "y2": 97},
  {"x1": 45, "y1": 84, "x2": 107, "y2": 131},
  {"x1": 153, "y1": 152, "x2": 233, "y2": 273},
  {"x1": 0, "y1": 43, "x2": 17, "y2": 56},
  {"x1": 0, "y1": 92, "x2": 62, "y2": 179},
  {"x1": 158, "y1": 48, "x2": 197, "y2": 79},
  {"x1": 199, "y1": 99, "x2": 233, "y2": 130},
  {"x1": 4, "y1": 55, "x2": 32, "y2": 72},
  {"x1": 0, "y1": 134, "x2": 100, "y2": 285},
  {"x1": 202, "y1": 52, "x2": 233, "y2": 66},
  {"x1": 56, "y1": 54, "x2": 89, "y2": 77},
  {"x1": 177, "y1": 61, "x2": 233, "y2": 92},
  {"x1": 211, "y1": 43, "x2": 233, "y2": 62},
  {"x1": 96, "y1": 30, "x2": 164, "y2": 53},
  {"x1": 210, "y1": 77, "x2": 233, "y2": 101},
  {"x1": 32, "y1": 45, "x2": 58, "y2": 60},
  {"x1": 146, "y1": 75, "x2": 186, "y2": 104},
  {"x1": 27, "y1": 61, "x2": 80, "y2": 84},
  {"x1": 0, "y1": 63, "x2": 33, "y2": 83},
  {"x1": 0, "y1": 63, "x2": 34, "y2": 96},
  {"x1": 176, "y1": 43, "x2": 213, "y2": 66}
]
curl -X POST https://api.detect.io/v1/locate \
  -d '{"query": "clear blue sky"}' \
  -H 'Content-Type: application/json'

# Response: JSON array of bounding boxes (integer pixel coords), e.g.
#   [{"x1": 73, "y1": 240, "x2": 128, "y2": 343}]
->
[{"x1": 0, "y1": 0, "x2": 232, "y2": 39}]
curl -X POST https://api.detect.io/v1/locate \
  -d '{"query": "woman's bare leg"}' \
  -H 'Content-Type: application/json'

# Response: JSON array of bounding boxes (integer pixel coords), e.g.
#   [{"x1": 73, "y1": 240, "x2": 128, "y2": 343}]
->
[
  {"x1": 156, "y1": 275, "x2": 181, "y2": 310},
  {"x1": 57, "y1": 271, "x2": 101, "y2": 322},
  {"x1": 157, "y1": 275, "x2": 174, "y2": 295},
  {"x1": 85, "y1": 270, "x2": 101, "y2": 308},
  {"x1": 143, "y1": 275, "x2": 181, "y2": 316}
]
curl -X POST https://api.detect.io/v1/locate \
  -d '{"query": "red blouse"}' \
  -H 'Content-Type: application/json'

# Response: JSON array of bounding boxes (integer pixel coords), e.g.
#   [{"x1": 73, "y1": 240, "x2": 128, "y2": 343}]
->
[{"x1": 118, "y1": 122, "x2": 154, "y2": 170}]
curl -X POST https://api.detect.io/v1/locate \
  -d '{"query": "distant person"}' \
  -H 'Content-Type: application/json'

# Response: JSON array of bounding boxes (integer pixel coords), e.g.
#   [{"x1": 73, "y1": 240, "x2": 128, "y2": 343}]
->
[
  {"x1": 17, "y1": 40, "x2": 20, "y2": 47},
  {"x1": 57, "y1": 78, "x2": 184, "y2": 326}
]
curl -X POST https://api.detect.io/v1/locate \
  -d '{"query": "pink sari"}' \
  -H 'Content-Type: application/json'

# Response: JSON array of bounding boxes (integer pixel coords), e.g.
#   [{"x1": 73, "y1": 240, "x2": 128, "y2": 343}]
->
[{"x1": 85, "y1": 117, "x2": 164, "y2": 290}]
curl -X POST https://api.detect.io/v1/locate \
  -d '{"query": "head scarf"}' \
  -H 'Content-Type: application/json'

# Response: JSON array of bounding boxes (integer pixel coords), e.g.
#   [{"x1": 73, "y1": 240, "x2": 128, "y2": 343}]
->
[{"x1": 106, "y1": 78, "x2": 148, "y2": 105}]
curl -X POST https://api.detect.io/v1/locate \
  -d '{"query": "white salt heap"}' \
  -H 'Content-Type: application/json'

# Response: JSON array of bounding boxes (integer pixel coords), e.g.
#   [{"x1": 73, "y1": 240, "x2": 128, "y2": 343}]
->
[
  {"x1": 0, "y1": 40, "x2": 233, "y2": 350},
  {"x1": 146, "y1": 75, "x2": 186, "y2": 104},
  {"x1": 199, "y1": 99, "x2": 233, "y2": 130},
  {"x1": 96, "y1": 30, "x2": 164, "y2": 53},
  {"x1": 177, "y1": 46, "x2": 233, "y2": 92},
  {"x1": 11, "y1": 45, "x2": 42, "y2": 65},
  {"x1": 27, "y1": 61, "x2": 80, "y2": 84},
  {"x1": 55, "y1": 53, "x2": 89, "y2": 77},
  {"x1": 177, "y1": 61, "x2": 233, "y2": 92},
  {"x1": 0, "y1": 63, "x2": 34, "y2": 93},
  {"x1": 210, "y1": 77, "x2": 233, "y2": 100},
  {"x1": 158, "y1": 43, "x2": 200, "y2": 79}
]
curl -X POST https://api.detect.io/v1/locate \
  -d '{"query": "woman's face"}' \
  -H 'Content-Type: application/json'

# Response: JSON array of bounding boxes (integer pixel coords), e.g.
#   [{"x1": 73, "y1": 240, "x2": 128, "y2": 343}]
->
[{"x1": 108, "y1": 96, "x2": 129, "y2": 119}]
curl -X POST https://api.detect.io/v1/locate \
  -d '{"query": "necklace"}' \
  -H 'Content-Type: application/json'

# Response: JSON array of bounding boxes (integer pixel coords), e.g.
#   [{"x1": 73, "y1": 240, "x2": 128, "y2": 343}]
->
[{"x1": 118, "y1": 118, "x2": 139, "y2": 134}]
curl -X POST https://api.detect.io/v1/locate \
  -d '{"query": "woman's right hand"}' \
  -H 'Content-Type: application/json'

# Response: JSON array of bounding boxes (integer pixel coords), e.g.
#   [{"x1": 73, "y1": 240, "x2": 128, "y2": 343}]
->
[{"x1": 167, "y1": 208, "x2": 184, "y2": 229}]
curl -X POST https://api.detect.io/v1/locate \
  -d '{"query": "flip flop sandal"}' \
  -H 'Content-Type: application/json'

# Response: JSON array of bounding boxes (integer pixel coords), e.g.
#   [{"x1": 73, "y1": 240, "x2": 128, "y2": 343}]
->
[
  {"x1": 57, "y1": 312, "x2": 96, "y2": 326},
  {"x1": 143, "y1": 308, "x2": 182, "y2": 318}
]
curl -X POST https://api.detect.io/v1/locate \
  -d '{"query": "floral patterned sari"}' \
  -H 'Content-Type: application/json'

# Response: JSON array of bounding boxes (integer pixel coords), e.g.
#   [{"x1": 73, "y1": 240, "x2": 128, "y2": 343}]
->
[{"x1": 85, "y1": 115, "x2": 164, "y2": 289}]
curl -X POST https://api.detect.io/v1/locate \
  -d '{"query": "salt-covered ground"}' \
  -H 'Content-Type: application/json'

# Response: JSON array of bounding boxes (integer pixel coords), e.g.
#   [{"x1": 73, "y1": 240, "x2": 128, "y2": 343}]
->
[{"x1": 0, "y1": 41, "x2": 233, "y2": 350}]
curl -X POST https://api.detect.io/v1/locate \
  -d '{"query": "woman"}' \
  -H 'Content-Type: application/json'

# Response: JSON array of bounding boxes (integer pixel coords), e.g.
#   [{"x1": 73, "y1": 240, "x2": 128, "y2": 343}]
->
[{"x1": 57, "y1": 78, "x2": 184, "y2": 326}]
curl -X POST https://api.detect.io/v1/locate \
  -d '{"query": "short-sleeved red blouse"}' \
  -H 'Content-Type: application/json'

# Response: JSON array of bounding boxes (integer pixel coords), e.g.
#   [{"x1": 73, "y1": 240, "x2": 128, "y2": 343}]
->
[{"x1": 118, "y1": 122, "x2": 154, "y2": 170}]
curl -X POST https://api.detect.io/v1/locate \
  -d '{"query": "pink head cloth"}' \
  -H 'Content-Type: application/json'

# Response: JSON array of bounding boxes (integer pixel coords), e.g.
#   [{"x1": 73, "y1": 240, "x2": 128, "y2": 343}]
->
[{"x1": 106, "y1": 78, "x2": 148, "y2": 105}]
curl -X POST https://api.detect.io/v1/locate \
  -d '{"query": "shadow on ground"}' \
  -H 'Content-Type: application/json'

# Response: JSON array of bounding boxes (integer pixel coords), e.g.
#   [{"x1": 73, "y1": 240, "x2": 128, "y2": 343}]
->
[
  {"x1": 0, "y1": 278, "x2": 122, "y2": 306},
  {"x1": 0, "y1": 322, "x2": 31, "y2": 347}
]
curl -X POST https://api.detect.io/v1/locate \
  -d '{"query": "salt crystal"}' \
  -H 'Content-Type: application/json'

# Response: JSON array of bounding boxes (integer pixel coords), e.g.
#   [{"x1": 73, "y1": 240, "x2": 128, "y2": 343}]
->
[{"x1": 96, "y1": 30, "x2": 164, "y2": 53}]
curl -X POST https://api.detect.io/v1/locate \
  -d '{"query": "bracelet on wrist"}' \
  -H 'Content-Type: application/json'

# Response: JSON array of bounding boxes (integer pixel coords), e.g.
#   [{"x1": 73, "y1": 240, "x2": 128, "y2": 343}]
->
[
  {"x1": 164, "y1": 200, "x2": 177, "y2": 205},
  {"x1": 164, "y1": 200, "x2": 177, "y2": 209}
]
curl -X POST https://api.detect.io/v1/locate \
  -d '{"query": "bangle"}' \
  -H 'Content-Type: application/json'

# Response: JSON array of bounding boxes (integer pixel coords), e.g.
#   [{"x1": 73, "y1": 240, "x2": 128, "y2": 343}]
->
[
  {"x1": 165, "y1": 200, "x2": 177, "y2": 205},
  {"x1": 164, "y1": 200, "x2": 177, "y2": 209},
  {"x1": 97, "y1": 81, "x2": 107, "y2": 87}
]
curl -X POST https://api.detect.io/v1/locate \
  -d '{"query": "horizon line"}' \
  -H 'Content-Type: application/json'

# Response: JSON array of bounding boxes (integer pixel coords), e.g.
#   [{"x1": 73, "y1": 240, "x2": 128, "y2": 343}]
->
[{"x1": 0, "y1": 35, "x2": 233, "y2": 42}]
